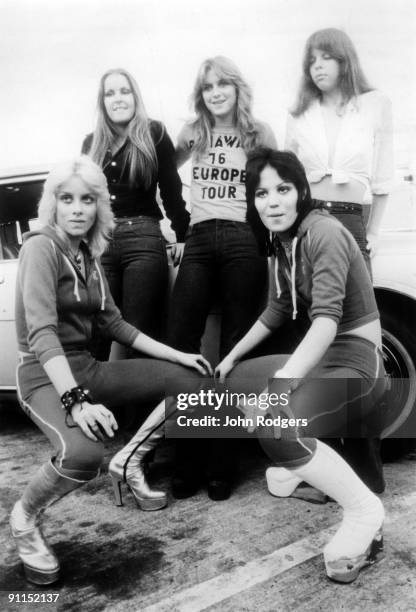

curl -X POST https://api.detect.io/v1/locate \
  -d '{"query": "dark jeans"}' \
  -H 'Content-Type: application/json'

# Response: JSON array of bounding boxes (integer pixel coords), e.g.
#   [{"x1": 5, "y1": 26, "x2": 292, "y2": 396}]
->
[
  {"x1": 168, "y1": 219, "x2": 268, "y2": 480},
  {"x1": 313, "y1": 200, "x2": 371, "y2": 273},
  {"x1": 91, "y1": 216, "x2": 168, "y2": 360},
  {"x1": 168, "y1": 219, "x2": 267, "y2": 358}
]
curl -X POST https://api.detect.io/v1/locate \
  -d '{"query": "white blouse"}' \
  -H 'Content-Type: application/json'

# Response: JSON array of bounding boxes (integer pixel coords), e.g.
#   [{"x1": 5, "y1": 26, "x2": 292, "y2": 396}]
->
[{"x1": 285, "y1": 90, "x2": 394, "y2": 204}]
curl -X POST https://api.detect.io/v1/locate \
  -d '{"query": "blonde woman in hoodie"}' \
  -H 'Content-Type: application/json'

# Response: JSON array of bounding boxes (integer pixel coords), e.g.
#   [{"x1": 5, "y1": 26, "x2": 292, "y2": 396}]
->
[
  {"x1": 10, "y1": 155, "x2": 211, "y2": 585},
  {"x1": 215, "y1": 148, "x2": 387, "y2": 584}
]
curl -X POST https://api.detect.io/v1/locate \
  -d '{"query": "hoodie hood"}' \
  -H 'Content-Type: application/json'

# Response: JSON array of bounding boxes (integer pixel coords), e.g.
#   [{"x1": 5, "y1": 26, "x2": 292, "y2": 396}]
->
[
  {"x1": 272, "y1": 209, "x2": 332, "y2": 320},
  {"x1": 23, "y1": 225, "x2": 71, "y2": 254},
  {"x1": 23, "y1": 226, "x2": 106, "y2": 310}
]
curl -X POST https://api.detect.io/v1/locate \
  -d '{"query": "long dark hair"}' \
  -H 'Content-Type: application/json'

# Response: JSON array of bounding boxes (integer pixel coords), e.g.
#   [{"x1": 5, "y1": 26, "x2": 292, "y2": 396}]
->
[
  {"x1": 246, "y1": 148, "x2": 314, "y2": 254},
  {"x1": 292, "y1": 28, "x2": 373, "y2": 117}
]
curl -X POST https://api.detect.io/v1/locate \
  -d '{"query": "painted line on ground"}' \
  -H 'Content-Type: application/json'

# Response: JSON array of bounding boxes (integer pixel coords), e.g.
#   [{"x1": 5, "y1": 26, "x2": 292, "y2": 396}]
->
[{"x1": 141, "y1": 493, "x2": 416, "y2": 612}]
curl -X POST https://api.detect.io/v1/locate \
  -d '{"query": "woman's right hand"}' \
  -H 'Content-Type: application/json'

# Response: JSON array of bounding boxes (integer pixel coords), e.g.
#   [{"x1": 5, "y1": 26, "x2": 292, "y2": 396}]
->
[
  {"x1": 176, "y1": 352, "x2": 213, "y2": 376},
  {"x1": 71, "y1": 402, "x2": 118, "y2": 442},
  {"x1": 215, "y1": 355, "x2": 238, "y2": 383}
]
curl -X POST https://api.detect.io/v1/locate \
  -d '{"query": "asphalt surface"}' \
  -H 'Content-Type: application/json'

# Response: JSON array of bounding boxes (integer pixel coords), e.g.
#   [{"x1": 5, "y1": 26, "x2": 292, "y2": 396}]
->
[{"x1": 1, "y1": 401, "x2": 415, "y2": 612}]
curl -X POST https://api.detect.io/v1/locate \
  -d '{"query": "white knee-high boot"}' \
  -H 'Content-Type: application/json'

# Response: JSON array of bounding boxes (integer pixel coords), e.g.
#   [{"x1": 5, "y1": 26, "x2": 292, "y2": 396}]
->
[
  {"x1": 279, "y1": 440, "x2": 384, "y2": 583},
  {"x1": 109, "y1": 401, "x2": 169, "y2": 511}
]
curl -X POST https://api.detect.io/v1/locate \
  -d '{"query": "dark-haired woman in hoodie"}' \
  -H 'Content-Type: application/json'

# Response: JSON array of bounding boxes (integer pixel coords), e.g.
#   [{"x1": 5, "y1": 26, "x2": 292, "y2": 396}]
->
[
  {"x1": 10, "y1": 155, "x2": 211, "y2": 586},
  {"x1": 215, "y1": 148, "x2": 387, "y2": 584}
]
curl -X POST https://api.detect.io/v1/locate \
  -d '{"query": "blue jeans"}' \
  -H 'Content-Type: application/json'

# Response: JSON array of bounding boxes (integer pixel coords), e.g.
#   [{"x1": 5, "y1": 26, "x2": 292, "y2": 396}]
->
[
  {"x1": 92, "y1": 216, "x2": 168, "y2": 360},
  {"x1": 168, "y1": 219, "x2": 268, "y2": 480},
  {"x1": 168, "y1": 219, "x2": 268, "y2": 359}
]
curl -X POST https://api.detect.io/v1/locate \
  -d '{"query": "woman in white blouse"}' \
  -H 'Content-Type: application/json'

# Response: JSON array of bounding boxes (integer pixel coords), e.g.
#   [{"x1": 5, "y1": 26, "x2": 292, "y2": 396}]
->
[
  {"x1": 286, "y1": 27, "x2": 394, "y2": 266},
  {"x1": 284, "y1": 28, "x2": 393, "y2": 494}
]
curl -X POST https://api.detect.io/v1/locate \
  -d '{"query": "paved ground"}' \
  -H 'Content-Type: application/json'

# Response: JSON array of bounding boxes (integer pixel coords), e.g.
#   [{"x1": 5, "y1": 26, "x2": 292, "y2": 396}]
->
[{"x1": 1, "y1": 402, "x2": 415, "y2": 612}]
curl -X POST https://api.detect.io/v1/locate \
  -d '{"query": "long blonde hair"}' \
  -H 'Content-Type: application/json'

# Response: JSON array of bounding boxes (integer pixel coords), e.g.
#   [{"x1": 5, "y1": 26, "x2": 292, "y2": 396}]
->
[
  {"x1": 292, "y1": 28, "x2": 373, "y2": 117},
  {"x1": 189, "y1": 56, "x2": 263, "y2": 157},
  {"x1": 89, "y1": 68, "x2": 159, "y2": 188},
  {"x1": 38, "y1": 156, "x2": 114, "y2": 258}
]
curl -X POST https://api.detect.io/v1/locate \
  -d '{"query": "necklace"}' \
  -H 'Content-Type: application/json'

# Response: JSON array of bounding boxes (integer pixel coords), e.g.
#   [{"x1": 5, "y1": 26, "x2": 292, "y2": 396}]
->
[
  {"x1": 70, "y1": 246, "x2": 83, "y2": 272},
  {"x1": 279, "y1": 238, "x2": 293, "y2": 262}
]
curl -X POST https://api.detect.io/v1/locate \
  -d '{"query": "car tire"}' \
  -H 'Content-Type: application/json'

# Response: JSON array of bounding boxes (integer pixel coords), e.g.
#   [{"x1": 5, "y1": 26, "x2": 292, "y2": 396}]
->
[{"x1": 379, "y1": 310, "x2": 416, "y2": 461}]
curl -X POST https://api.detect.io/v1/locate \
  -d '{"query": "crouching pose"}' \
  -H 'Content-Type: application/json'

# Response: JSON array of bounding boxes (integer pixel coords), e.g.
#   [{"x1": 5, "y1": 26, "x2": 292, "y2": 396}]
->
[
  {"x1": 215, "y1": 148, "x2": 387, "y2": 583},
  {"x1": 11, "y1": 156, "x2": 211, "y2": 585}
]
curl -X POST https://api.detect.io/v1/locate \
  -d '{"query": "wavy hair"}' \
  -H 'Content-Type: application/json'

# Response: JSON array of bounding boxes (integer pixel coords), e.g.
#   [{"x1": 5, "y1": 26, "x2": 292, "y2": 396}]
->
[
  {"x1": 246, "y1": 148, "x2": 314, "y2": 254},
  {"x1": 38, "y1": 156, "x2": 115, "y2": 258},
  {"x1": 189, "y1": 56, "x2": 264, "y2": 157},
  {"x1": 88, "y1": 68, "x2": 159, "y2": 188},
  {"x1": 292, "y1": 28, "x2": 373, "y2": 117}
]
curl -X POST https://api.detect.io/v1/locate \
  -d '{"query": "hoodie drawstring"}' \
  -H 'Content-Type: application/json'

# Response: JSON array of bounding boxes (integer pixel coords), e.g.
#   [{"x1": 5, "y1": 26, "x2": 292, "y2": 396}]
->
[
  {"x1": 94, "y1": 262, "x2": 106, "y2": 311},
  {"x1": 290, "y1": 237, "x2": 298, "y2": 320},
  {"x1": 274, "y1": 256, "x2": 282, "y2": 299}
]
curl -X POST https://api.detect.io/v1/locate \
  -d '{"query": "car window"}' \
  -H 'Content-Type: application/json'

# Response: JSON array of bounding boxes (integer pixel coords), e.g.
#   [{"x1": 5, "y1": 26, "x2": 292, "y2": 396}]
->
[{"x1": 0, "y1": 178, "x2": 45, "y2": 259}]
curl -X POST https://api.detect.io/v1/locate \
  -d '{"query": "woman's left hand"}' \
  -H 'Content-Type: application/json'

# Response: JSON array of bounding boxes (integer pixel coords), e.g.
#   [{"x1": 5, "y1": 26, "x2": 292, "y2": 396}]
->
[
  {"x1": 176, "y1": 352, "x2": 213, "y2": 376},
  {"x1": 170, "y1": 242, "x2": 185, "y2": 266}
]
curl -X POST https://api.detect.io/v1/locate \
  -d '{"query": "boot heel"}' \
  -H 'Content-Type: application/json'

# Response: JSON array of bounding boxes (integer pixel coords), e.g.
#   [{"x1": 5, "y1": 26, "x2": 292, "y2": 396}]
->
[{"x1": 109, "y1": 473, "x2": 123, "y2": 506}]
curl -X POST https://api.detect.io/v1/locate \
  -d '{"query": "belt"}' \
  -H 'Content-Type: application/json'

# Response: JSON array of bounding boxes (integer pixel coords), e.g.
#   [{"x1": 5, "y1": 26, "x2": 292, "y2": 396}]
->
[
  {"x1": 313, "y1": 200, "x2": 363, "y2": 214},
  {"x1": 114, "y1": 215, "x2": 158, "y2": 224}
]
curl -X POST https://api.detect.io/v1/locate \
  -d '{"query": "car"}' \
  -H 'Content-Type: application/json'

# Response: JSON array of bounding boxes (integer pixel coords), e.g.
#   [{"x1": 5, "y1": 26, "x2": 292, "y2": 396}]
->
[{"x1": 1, "y1": 166, "x2": 415, "y2": 455}]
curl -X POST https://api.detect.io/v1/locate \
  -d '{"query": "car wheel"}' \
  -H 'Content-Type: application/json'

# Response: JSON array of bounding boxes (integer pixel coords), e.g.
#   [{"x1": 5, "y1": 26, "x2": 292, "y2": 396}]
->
[{"x1": 379, "y1": 310, "x2": 416, "y2": 461}]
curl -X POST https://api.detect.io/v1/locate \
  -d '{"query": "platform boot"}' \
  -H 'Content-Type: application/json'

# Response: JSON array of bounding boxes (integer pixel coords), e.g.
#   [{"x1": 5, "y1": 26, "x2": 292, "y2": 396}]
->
[
  {"x1": 10, "y1": 460, "x2": 87, "y2": 585},
  {"x1": 274, "y1": 440, "x2": 385, "y2": 583},
  {"x1": 109, "y1": 401, "x2": 169, "y2": 511}
]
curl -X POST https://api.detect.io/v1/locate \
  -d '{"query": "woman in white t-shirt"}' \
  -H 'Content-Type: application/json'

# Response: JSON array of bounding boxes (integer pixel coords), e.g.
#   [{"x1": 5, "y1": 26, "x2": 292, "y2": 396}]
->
[
  {"x1": 168, "y1": 56, "x2": 276, "y2": 501},
  {"x1": 286, "y1": 27, "x2": 394, "y2": 268}
]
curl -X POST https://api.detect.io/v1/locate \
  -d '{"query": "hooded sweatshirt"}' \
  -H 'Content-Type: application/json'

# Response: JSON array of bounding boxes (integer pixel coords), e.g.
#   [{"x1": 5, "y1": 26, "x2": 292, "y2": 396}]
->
[
  {"x1": 259, "y1": 209, "x2": 379, "y2": 333},
  {"x1": 15, "y1": 226, "x2": 138, "y2": 366}
]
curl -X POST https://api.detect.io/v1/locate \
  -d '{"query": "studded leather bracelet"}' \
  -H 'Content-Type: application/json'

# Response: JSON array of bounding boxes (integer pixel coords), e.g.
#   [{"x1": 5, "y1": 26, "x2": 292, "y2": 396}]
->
[{"x1": 61, "y1": 386, "x2": 92, "y2": 414}]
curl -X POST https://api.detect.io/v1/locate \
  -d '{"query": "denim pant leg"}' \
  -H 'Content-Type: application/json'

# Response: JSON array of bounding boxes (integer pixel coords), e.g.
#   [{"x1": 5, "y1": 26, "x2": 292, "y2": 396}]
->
[
  {"x1": 115, "y1": 218, "x2": 169, "y2": 343},
  {"x1": 206, "y1": 222, "x2": 268, "y2": 479},
  {"x1": 168, "y1": 223, "x2": 217, "y2": 353},
  {"x1": 218, "y1": 222, "x2": 268, "y2": 359}
]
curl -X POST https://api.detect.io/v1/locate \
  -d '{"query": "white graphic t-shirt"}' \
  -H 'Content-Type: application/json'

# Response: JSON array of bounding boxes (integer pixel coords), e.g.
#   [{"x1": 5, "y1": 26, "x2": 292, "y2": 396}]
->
[{"x1": 177, "y1": 123, "x2": 275, "y2": 225}]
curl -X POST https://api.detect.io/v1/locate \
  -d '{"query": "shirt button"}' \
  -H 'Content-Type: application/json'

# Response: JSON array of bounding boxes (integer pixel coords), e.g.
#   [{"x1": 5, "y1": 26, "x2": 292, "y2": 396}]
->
[
  {"x1": 111, "y1": 161, "x2": 117, "y2": 166},
  {"x1": 112, "y1": 179, "x2": 117, "y2": 183},
  {"x1": 110, "y1": 195, "x2": 116, "y2": 200}
]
